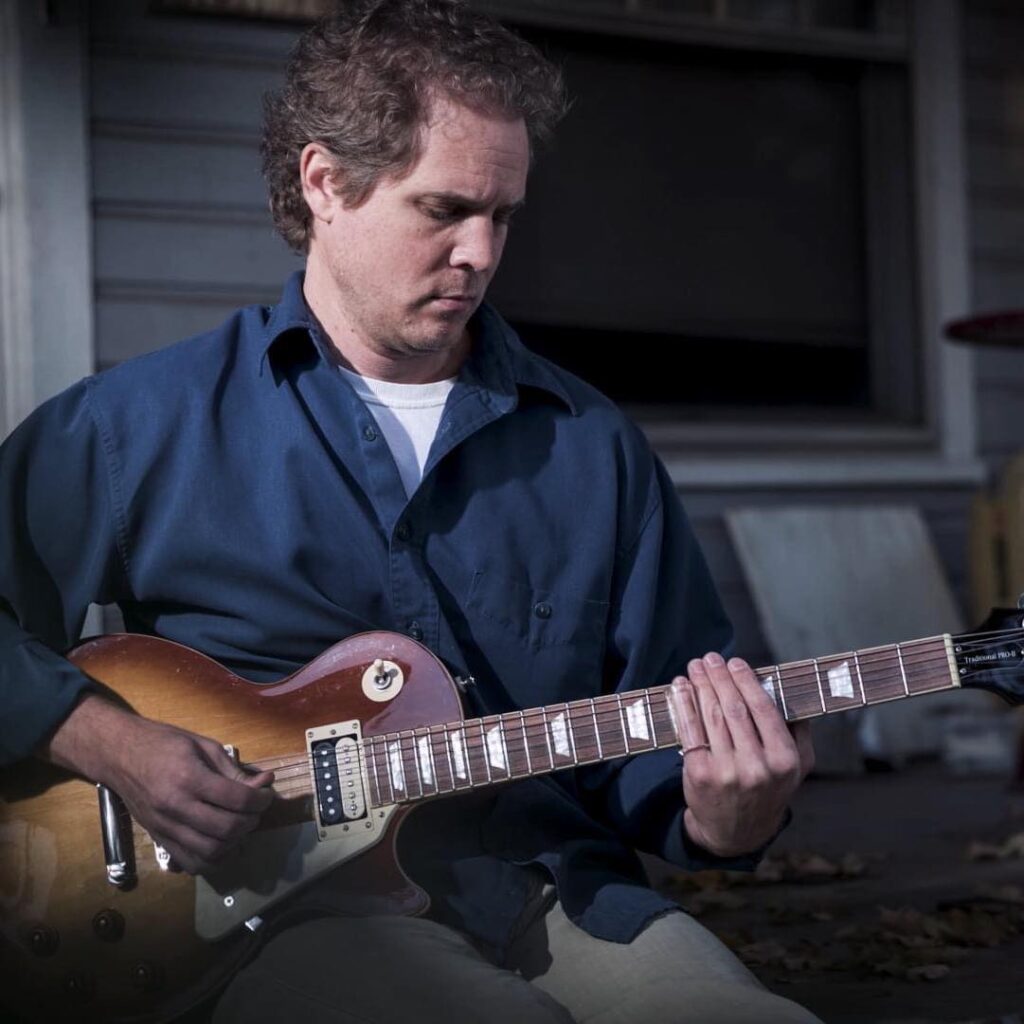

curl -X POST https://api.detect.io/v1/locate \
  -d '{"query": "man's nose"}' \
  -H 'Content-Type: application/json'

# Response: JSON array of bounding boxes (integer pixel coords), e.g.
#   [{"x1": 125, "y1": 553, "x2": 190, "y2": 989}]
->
[{"x1": 450, "y1": 217, "x2": 501, "y2": 274}]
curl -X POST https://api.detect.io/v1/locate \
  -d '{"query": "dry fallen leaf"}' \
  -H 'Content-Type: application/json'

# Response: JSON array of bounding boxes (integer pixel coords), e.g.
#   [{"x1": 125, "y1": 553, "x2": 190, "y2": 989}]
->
[
  {"x1": 752, "y1": 850, "x2": 868, "y2": 884},
  {"x1": 966, "y1": 831, "x2": 1024, "y2": 861},
  {"x1": 905, "y1": 963, "x2": 951, "y2": 982},
  {"x1": 678, "y1": 888, "x2": 748, "y2": 916}
]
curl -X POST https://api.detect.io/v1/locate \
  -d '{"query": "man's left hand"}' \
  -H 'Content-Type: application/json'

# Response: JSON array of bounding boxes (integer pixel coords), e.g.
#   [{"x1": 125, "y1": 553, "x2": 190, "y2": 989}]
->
[{"x1": 668, "y1": 653, "x2": 815, "y2": 858}]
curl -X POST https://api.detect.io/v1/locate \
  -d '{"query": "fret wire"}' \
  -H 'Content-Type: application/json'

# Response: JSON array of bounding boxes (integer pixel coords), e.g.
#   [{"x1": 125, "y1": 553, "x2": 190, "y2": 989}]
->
[
  {"x1": 442, "y1": 724, "x2": 456, "y2": 791},
  {"x1": 409, "y1": 731, "x2": 421, "y2": 797},
  {"x1": 774, "y1": 665, "x2": 789, "y2": 719},
  {"x1": 462, "y1": 725, "x2": 474, "y2": 786},
  {"x1": 564, "y1": 703, "x2": 578, "y2": 763},
  {"x1": 541, "y1": 706, "x2": 554, "y2": 769},
  {"x1": 480, "y1": 720, "x2": 492, "y2": 783},
  {"x1": 410, "y1": 732, "x2": 424, "y2": 798},
  {"x1": 367, "y1": 738, "x2": 382, "y2": 806},
  {"x1": 642, "y1": 692, "x2": 657, "y2": 750},
  {"x1": 519, "y1": 710, "x2": 532, "y2": 775},
  {"x1": 895, "y1": 643, "x2": 910, "y2": 696},
  {"x1": 498, "y1": 717, "x2": 512, "y2": 778},
  {"x1": 852, "y1": 649, "x2": 867, "y2": 706},
  {"x1": 426, "y1": 726, "x2": 440, "y2": 793},
  {"x1": 654, "y1": 690, "x2": 672, "y2": 746},
  {"x1": 388, "y1": 736, "x2": 399, "y2": 802},
  {"x1": 389, "y1": 741, "x2": 401, "y2": 802},
  {"x1": 380, "y1": 738, "x2": 395, "y2": 804},
  {"x1": 615, "y1": 693, "x2": 630, "y2": 753},
  {"x1": 811, "y1": 658, "x2": 827, "y2": 713},
  {"x1": 590, "y1": 700, "x2": 603, "y2": 759}
]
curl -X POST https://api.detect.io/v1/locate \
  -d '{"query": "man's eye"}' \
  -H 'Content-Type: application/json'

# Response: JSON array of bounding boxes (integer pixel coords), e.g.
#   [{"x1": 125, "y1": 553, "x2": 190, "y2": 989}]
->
[{"x1": 424, "y1": 206, "x2": 459, "y2": 222}]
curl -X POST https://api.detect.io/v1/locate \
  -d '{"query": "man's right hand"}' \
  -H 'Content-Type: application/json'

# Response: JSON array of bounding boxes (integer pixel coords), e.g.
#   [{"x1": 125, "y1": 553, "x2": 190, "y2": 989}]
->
[{"x1": 43, "y1": 694, "x2": 274, "y2": 874}]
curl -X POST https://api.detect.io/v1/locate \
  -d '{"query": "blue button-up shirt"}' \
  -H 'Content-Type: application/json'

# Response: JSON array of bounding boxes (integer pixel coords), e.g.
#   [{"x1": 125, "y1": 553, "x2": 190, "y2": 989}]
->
[{"x1": 0, "y1": 272, "x2": 746, "y2": 952}]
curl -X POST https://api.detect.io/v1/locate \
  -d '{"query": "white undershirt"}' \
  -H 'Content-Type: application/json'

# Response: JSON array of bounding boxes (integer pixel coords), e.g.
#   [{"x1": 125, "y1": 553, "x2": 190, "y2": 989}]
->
[{"x1": 339, "y1": 366, "x2": 456, "y2": 498}]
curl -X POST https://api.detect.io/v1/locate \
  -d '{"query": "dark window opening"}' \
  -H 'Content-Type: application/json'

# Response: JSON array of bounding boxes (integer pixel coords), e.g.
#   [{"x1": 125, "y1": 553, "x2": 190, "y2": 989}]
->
[{"x1": 489, "y1": 26, "x2": 919, "y2": 424}]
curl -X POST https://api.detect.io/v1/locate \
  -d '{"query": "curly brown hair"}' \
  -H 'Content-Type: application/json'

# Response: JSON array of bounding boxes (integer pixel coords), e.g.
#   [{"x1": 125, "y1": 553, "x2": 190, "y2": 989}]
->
[{"x1": 261, "y1": 0, "x2": 568, "y2": 254}]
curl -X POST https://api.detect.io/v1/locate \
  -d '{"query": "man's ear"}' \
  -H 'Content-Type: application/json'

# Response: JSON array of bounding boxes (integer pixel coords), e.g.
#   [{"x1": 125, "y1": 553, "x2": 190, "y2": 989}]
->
[{"x1": 300, "y1": 143, "x2": 343, "y2": 224}]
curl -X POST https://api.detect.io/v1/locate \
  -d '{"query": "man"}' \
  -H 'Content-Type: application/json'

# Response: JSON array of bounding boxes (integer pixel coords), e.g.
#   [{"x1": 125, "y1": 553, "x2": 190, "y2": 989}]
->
[{"x1": 0, "y1": 1, "x2": 817, "y2": 1020}]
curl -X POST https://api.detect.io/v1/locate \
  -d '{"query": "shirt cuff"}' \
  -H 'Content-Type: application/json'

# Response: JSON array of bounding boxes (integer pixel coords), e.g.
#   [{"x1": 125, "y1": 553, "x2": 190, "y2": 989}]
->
[{"x1": 662, "y1": 806, "x2": 793, "y2": 873}]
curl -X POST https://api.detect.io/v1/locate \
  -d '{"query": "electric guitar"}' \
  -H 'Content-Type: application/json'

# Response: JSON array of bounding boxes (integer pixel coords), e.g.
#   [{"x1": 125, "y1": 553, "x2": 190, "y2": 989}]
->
[{"x1": 2, "y1": 611, "x2": 1023, "y2": 1023}]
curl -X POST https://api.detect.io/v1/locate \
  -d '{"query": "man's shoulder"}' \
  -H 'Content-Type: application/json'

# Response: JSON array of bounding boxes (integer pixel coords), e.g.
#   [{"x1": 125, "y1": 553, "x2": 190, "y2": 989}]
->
[
  {"x1": 93, "y1": 303, "x2": 268, "y2": 403},
  {"x1": 508, "y1": 334, "x2": 654, "y2": 459}
]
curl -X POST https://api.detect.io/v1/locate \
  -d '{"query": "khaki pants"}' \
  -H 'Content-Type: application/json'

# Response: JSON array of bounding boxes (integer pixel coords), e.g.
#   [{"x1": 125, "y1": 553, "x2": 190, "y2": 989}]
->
[{"x1": 214, "y1": 885, "x2": 822, "y2": 1024}]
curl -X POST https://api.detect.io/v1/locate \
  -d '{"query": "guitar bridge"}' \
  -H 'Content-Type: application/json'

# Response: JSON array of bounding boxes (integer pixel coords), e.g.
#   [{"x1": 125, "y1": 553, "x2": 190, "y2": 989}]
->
[{"x1": 306, "y1": 721, "x2": 372, "y2": 840}]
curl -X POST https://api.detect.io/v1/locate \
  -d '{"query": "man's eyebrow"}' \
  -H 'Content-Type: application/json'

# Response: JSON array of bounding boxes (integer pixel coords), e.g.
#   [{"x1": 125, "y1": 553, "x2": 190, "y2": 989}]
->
[{"x1": 417, "y1": 191, "x2": 526, "y2": 214}]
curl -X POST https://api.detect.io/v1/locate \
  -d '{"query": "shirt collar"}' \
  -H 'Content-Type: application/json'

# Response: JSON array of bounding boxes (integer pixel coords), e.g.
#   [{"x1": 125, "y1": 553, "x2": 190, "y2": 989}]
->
[{"x1": 259, "y1": 270, "x2": 578, "y2": 416}]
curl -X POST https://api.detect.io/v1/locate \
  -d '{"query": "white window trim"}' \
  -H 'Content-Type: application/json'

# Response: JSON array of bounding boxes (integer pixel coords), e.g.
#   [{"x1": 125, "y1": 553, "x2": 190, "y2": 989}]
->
[
  {"x1": 0, "y1": 0, "x2": 33, "y2": 439},
  {"x1": 657, "y1": 0, "x2": 980, "y2": 489},
  {"x1": 0, "y1": 0, "x2": 93, "y2": 441}
]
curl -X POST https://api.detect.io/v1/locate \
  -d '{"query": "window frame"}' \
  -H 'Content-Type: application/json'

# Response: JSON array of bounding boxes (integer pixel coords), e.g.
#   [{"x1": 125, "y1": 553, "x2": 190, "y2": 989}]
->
[{"x1": 483, "y1": 0, "x2": 981, "y2": 488}]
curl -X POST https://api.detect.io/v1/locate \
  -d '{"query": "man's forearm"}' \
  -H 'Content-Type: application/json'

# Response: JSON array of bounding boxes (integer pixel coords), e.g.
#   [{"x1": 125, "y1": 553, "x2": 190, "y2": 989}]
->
[{"x1": 41, "y1": 692, "x2": 134, "y2": 784}]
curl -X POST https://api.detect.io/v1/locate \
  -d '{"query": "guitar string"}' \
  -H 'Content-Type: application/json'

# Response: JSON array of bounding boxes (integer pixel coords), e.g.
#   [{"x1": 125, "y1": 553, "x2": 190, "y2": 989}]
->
[
  {"x1": 261, "y1": 637, "x2": 978, "y2": 777},
  {"x1": 105, "y1": 631, "x2": 1019, "y2": 826},
  {"x1": 234, "y1": 656, "x2": 966, "y2": 803},
  {"x1": 236, "y1": 644, "x2": 974, "y2": 789},
  {"x1": 101, "y1": 662, "x2": 974, "y2": 833},
  {"x1": 114, "y1": 628, "x2": 1023, "y2": 802}
]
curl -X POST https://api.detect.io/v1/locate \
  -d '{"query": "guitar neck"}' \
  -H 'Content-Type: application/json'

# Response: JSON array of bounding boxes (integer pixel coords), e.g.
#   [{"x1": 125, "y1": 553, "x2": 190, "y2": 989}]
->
[{"x1": 357, "y1": 633, "x2": 960, "y2": 809}]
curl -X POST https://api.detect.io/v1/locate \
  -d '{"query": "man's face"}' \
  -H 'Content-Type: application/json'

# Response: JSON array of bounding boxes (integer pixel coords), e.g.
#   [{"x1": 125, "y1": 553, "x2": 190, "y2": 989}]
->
[{"x1": 305, "y1": 95, "x2": 529, "y2": 376}]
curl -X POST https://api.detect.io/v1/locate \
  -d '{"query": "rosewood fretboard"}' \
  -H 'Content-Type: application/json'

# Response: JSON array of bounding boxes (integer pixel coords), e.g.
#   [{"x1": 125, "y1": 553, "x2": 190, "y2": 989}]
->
[{"x1": 355, "y1": 634, "x2": 958, "y2": 809}]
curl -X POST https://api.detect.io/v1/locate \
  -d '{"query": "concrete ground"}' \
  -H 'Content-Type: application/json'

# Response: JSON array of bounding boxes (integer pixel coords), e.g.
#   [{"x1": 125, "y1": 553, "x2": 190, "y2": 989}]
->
[{"x1": 648, "y1": 761, "x2": 1024, "y2": 1024}]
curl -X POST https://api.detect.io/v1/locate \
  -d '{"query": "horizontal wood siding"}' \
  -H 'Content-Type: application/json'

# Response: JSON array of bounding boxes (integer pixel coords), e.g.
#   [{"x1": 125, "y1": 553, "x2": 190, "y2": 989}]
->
[
  {"x1": 964, "y1": 1, "x2": 1024, "y2": 474},
  {"x1": 89, "y1": 0, "x2": 301, "y2": 370}
]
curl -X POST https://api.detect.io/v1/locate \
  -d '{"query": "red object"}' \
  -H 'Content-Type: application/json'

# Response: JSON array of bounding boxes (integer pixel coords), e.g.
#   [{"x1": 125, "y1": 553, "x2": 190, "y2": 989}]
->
[{"x1": 944, "y1": 310, "x2": 1024, "y2": 347}]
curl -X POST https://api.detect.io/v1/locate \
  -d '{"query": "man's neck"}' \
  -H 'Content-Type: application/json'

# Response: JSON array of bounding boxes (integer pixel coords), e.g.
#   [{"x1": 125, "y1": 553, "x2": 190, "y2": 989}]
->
[{"x1": 302, "y1": 266, "x2": 469, "y2": 384}]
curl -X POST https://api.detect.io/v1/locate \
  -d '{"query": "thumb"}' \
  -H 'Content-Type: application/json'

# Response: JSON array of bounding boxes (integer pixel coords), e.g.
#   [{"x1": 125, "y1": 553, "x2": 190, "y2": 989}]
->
[{"x1": 200, "y1": 737, "x2": 275, "y2": 788}]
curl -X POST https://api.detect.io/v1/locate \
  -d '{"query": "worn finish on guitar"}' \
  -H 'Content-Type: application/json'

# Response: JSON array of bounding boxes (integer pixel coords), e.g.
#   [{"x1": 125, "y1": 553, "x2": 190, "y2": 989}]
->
[{"x1": 0, "y1": 631, "x2": 460, "y2": 1024}]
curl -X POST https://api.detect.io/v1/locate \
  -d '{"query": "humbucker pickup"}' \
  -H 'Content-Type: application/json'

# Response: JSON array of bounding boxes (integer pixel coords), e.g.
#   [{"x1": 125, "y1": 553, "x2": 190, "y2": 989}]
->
[{"x1": 307, "y1": 721, "x2": 368, "y2": 835}]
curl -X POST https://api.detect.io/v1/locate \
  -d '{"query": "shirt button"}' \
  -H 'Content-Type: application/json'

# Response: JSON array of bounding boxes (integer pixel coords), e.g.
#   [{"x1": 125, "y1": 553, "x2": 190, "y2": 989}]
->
[
  {"x1": 533, "y1": 602, "x2": 552, "y2": 620},
  {"x1": 409, "y1": 621, "x2": 424, "y2": 641},
  {"x1": 363, "y1": 425, "x2": 377, "y2": 441},
  {"x1": 396, "y1": 521, "x2": 411, "y2": 542}
]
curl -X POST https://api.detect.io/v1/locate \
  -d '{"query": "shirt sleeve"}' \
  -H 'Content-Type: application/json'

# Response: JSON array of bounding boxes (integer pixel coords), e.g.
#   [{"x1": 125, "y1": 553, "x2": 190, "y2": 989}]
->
[
  {"x1": 0, "y1": 379, "x2": 127, "y2": 764},
  {"x1": 576, "y1": 455, "x2": 772, "y2": 871}
]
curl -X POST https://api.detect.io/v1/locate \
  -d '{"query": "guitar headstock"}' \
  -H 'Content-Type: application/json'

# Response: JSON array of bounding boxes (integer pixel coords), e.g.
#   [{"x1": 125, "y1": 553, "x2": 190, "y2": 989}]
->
[{"x1": 952, "y1": 607, "x2": 1024, "y2": 705}]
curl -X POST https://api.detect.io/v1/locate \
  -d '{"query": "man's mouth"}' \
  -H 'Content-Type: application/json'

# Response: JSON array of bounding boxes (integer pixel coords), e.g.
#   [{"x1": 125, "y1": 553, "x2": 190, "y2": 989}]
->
[{"x1": 429, "y1": 294, "x2": 475, "y2": 311}]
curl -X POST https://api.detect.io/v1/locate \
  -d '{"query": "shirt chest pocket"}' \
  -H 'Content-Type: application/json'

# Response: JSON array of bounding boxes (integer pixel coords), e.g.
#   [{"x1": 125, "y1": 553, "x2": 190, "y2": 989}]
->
[{"x1": 465, "y1": 570, "x2": 610, "y2": 654}]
